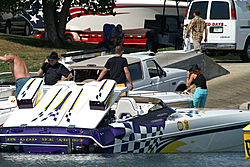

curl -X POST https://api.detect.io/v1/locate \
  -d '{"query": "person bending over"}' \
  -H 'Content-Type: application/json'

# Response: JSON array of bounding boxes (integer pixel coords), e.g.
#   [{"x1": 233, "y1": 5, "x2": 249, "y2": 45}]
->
[
  {"x1": 0, "y1": 53, "x2": 31, "y2": 97},
  {"x1": 185, "y1": 64, "x2": 208, "y2": 108}
]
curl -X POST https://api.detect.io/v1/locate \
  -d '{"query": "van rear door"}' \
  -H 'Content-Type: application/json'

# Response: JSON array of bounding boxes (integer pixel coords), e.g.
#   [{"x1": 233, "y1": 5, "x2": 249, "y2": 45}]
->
[
  {"x1": 184, "y1": 0, "x2": 235, "y2": 50},
  {"x1": 205, "y1": 0, "x2": 235, "y2": 50},
  {"x1": 184, "y1": 0, "x2": 209, "y2": 43}
]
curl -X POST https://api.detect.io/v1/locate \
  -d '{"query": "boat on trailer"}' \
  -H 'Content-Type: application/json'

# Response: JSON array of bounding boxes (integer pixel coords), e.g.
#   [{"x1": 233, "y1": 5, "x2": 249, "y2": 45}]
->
[{"x1": 0, "y1": 78, "x2": 249, "y2": 154}]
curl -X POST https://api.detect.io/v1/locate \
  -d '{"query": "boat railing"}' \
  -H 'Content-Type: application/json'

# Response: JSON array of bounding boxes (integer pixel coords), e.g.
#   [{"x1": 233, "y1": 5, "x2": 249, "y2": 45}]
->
[
  {"x1": 0, "y1": 72, "x2": 39, "y2": 85},
  {"x1": 0, "y1": 106, "x2": 17, "y2": 110}
]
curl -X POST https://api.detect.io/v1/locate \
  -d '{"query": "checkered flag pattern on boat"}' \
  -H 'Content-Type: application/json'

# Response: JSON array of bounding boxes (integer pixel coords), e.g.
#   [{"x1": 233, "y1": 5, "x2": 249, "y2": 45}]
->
[{"x1": 111, "y1": 122, "x2": 164, "y2": 153}]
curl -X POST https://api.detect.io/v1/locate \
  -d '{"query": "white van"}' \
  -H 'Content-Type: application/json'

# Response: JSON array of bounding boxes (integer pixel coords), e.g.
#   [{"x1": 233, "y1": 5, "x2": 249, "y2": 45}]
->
[{"x1": 184, "y1": 0, "x2": 250, "y2": 61}]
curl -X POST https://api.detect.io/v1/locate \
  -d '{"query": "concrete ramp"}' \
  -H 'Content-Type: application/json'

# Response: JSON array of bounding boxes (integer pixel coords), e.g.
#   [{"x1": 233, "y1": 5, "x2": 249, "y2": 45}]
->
[{"x1": 154, "y1": 50, "x2": 229, "y2": 80}]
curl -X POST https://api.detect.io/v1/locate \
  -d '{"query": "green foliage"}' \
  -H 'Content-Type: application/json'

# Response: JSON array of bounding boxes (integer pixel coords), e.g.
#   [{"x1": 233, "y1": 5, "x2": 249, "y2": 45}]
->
[
  {"x1": 0, "y1": 0, "x2": 116, "y2": 46},
  {"x1": 0, "y1": 0, "x2": 116, "y2": 15},
  {"x1": 0, "y1": 0, "x2": 33, "y2": 15}
]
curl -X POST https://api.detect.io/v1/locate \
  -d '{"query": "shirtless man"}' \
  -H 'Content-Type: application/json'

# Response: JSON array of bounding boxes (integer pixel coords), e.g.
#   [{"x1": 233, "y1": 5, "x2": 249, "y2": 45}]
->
[{"x1": 0, "y1": 53, "x2": 31, "y2": 97}]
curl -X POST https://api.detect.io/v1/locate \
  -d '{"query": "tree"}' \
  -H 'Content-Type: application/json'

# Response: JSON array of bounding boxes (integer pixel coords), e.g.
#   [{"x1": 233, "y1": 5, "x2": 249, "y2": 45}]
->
[{"x1": 0, "y1": 0, "x2": 116, "y2": 47}]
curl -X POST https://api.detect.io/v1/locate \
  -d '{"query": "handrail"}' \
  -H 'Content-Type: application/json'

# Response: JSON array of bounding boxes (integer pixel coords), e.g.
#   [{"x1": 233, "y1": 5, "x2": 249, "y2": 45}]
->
[
  {"x1": 0, "y1": 72, "x2": 39, "y2": 85},
  {"x1": 1, "y1": 143, "x2": 68, "y2": 148}
]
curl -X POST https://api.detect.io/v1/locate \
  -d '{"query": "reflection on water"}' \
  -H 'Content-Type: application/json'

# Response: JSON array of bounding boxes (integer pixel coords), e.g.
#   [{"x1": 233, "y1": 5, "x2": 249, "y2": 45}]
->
[{"x1": 1, "y1": 152, "x2": 250, "y2": 167}]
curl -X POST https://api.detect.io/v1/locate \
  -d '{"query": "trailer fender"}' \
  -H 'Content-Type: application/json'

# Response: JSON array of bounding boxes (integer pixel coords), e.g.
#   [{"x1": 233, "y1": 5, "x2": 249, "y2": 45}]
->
[{"x1": 64, "y1": 32, "x2": 81, "y2": 42}]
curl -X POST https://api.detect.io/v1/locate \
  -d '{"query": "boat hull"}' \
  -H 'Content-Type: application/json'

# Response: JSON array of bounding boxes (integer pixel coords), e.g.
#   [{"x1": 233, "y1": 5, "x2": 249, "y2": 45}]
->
[
  {"x1": 0, "y1": 79, "x2": 249, "y2": 154},
  {"x1": 1, "y1": 109, "x2": 249, "y2": 154},
  {"x1": 25, "y1": 0, "x2": 188, "y2": 34},
  {"x1": 67, "y1": 3, "x2": 187, "y2": 33}
]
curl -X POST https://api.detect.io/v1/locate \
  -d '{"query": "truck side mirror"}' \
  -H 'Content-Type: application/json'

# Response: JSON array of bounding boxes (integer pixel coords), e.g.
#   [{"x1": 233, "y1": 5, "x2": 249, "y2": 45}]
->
[{"x1": 160, "y1": 71, "x2": 167, "y2": 77}]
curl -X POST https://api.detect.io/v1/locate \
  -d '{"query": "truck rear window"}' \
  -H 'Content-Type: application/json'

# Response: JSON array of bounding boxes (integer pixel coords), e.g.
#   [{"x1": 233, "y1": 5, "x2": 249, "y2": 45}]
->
[
  {"x1": 210, "y1": 1, "x2": 229, "y2": 19},
  {"x1": 188, "y1": 1, "x2": 208, "y2": 19}
]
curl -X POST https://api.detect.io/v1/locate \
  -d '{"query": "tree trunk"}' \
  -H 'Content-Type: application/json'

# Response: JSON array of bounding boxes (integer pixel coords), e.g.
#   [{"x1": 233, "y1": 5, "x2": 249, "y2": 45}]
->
[
  {"x1": 58, "y1": 0, "x2": 73, "y2": 42},
  {"x1": 42, "y1": 0, "x2": 61, "y2": 47}
]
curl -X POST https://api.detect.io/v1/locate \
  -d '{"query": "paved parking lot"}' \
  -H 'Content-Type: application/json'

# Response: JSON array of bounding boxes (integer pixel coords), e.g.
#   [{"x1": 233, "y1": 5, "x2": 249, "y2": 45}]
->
[{"x1": 206, "y1": 61, "x2": 250, "y2": 109}]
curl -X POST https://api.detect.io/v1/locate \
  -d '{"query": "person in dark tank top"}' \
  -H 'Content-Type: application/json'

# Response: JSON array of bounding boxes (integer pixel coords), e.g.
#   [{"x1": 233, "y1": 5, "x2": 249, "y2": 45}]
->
[{"x1": 185, "y1": 64, "x2": 208, "y2": 108}]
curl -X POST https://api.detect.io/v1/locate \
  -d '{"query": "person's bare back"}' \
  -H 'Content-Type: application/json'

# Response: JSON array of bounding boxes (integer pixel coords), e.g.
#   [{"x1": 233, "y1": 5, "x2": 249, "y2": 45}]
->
[{"x1": 0, "y1": 54, "x2": 30, "y2": 81}]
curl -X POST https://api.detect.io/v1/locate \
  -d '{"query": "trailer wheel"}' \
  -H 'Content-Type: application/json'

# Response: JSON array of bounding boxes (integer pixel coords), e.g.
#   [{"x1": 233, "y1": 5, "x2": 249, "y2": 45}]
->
[
  {"x1": 175, "y1": 39, "x2": 183, "y2": 50},
  {"x1": 240, "y1": 39, "x2": 250, "y2": 62},
  {"x1": 146, "y1": 35, "x2": 158, "y2": 52},
  {"x1": 65, "y1": 34, "x2": 74, "y2": 41},
  {"x1": 24, "y1": 22, "x2": 31, "y2": 36}
]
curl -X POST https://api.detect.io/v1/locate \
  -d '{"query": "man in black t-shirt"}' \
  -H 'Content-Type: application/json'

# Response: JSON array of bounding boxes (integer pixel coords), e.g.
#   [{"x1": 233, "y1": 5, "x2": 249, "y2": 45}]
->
[
  {"x1": 38, "y1": 51, "x2": 73, "y2": 85},
  {"x1": 97, "y1": 46, "x2": 133, "y2": 91}
]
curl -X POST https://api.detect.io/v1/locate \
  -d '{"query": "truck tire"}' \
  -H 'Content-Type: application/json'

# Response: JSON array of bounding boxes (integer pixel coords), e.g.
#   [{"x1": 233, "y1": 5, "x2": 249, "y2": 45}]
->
[
  {"x1": 64, "y1": 34, "x2": 74, "y2": 41},
  {"x1": 240, "y1": 39, "x2": 250, "y2": 62},
  {"x1": 175, "y1": 39, "x2": 183, "y2": 50},
  {"x1": 146, "y1": 35, "x2": 158, "y2": 52}
]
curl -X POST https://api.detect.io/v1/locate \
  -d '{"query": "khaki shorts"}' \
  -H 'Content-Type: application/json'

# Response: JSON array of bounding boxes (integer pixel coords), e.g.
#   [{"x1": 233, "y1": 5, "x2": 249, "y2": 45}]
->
[
  {"x1": 116, "y1": 83, "x2": 127, "y2": 96},
  {"x1": 193, "y1": 39, "x2": 201, "y2": 51}
]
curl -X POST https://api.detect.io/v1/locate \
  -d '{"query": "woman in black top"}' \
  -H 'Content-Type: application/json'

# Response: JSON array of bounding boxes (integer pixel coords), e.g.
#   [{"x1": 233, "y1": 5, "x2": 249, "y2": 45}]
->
[{"x1": 185, "y1": 64, "x2": 208, "y2": 108}]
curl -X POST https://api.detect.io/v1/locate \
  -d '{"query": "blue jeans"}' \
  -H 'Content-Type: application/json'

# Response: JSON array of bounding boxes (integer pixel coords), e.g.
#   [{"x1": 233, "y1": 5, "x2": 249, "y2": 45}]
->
[
  {"x1": 15, "y1": 77, "x2": 32, "y2": 97},
  {"x1": 193, "y1": 88, "x2": 208, "y2": 108}
]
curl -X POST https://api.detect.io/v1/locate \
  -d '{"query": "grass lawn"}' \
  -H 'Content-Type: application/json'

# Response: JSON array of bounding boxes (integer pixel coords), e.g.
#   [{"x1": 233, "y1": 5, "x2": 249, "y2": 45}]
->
[
  {"x1": 0, "y1": 33, "x2": 142, "y2": 72},
  {"x1": 0, "y1": 33, "x2": 241, "y2": 73},
  {"x1": 209, "y1": 54, "x2": 241, "y2": 61}
]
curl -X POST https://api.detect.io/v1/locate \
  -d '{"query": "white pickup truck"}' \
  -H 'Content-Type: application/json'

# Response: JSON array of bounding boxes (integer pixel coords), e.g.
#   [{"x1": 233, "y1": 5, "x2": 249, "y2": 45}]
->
[{"x1": 68, "y1": 52, "x2": 187, "y2": 92}]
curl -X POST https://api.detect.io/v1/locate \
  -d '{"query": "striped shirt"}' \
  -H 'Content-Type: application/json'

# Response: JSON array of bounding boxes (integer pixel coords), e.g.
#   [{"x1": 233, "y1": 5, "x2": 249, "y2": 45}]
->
[{"x1": 188, "y1": 16, "x2": 207, "y2": 40}]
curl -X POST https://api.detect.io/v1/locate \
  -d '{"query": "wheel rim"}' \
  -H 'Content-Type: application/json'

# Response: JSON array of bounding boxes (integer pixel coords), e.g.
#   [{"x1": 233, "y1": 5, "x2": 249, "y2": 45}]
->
[
  {"x1": 66, "y1": 38, "x2": 72, "y2": 42},
  {"x1": 25, "y1": 24, "x2": 30, "y2": 36},
  {"x1": 247, "y1": 43, "x2": 250, "y2": 59}
]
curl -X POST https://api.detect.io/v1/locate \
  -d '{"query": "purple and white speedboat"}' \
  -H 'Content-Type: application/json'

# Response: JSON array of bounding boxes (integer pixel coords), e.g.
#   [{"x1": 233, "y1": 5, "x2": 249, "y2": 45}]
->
[{"x1": 0, "y1": 78, "x2": 249, "y2": 154}]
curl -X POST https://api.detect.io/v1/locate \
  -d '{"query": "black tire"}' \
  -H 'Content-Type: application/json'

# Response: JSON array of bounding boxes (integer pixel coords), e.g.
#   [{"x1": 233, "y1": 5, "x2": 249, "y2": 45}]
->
[
  {"x1": 146, "y1": 35, "x2": 158, "y2": 52},
  {"x1": 64, "y1": 34, "x2": 74, "y2": 41},
  {"x1": 175, "y1": 39, "x2": 183, "y2": 50},
  {"x1": 24, "y1": 22, "x2": 31, "y2": 36},
  {"x1": 240, "y1": 39, "x2": 250, "y2": 62},
  {"x1": 5, "y1": 22, "x2": 11, "y2": 34}
]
